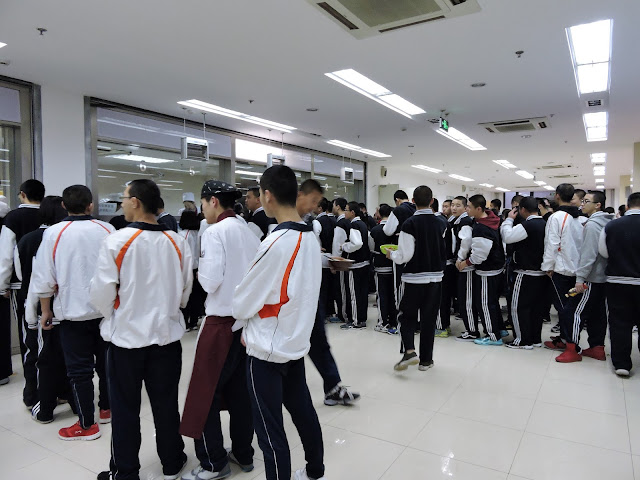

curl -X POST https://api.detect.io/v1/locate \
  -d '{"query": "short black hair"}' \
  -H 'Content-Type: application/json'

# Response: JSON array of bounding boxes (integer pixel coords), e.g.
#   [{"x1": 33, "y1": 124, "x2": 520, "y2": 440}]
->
[
  {"x1": 358, "y1": 202, "x2": 367, "y2": 211},
  {"x1": 234, "y1": 203, "x2": 244, "y2": 215},
  {"x1": 247, "y1": 187, "x2": 260, "y2": 198},
  {"x1": 333, "y1": 197, "x2": 347, "y2": 211},
  {"x1": 502, "y1": 209, "x2": 511, "y2": 219},
  {"x1": 536, "y1": 197, "x2": 549, "y2": 207},
  {"x1": 346, "y1": 201, "x2": 362, "y2": 219},
  {"x1": 549, "y1": 200, "x2": 558, "y2": 211},
  {"x1": 319, "y1": 197, "x2": 331, "y2": 212},
  {"x1": 453, "y1": 195, "x2": 467, "y2": 207},
  {"x1": 413, "y1": 185, "x2": 433, "y2": 209},
  {"x1": 574, "y1": 188, "x2": 586, "y2": 200},
  {"x1": 556, "y1": 183, "x2": 575, "y2": 203},
  {"x1": 215, "y1": 192, "x2": 237, "y2": 209},
  {"x1": 379, "y1": 203, "x2": 392, "y2": 218},
  {"x1": 128, "y1": 179, "x2": 161, "y2": 215},
  {"x1": 20, "y1": 179, "x2": 45, "y2": 202},
  {"x1": 512, "y1": 195, "x2": 523, "y2": 206},
  {"x1": 468, "y1": 194, "x2": 486, "y2": 210},
  {"x1": 627, "y1": 193, "x2": 640, "y2": 209},
  {"x1": 519, "y1": 196, "x2": 539, "y2": 214},
  {"x1": 604, "y1": 206, "x2": 615, "y2": 214},
  {"x1": 619, "y1": 204, "x2": 627, "y2": 214},
  {"x1": 431, "y1": 198, "x2": 439, "y2": 212},
  {"x1": 443, "y1": 199, "x2": 452, "y2": 206},
  {"x1": 158, "y1": 197, "x2": 165, "y2": 210},
  {"x1": 300, "y1": 179, "x2": 323, "y2": 195},
  {"x1": 62, "y1": 185, "x2": 93, "y2": 214},
  {"x1": 490, "y1": 199, "x2": 502, "y2": 209},
  {"x1": 259, "y1": 165, "x2": 298, "y2": 208},
  {"x1": 39, "y1": 196, "x2": 67, "y2": 226},
  {"x1": 588, "y1": 190, "x2": 606, "y2": 211},
  {"x1": 393, "y1": 190, "x2": 408, "y2": 201},
  {"x1": 179, "y1": 210, "x2": 201, "y2": 230}
]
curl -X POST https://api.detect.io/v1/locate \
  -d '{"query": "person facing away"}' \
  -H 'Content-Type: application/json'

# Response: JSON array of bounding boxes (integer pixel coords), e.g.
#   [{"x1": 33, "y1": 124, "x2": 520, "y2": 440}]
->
[
  {"x1": 179, "y1": 210, "x2": 205, "y2": 331},
  {"x1": 180, "y1": 180, "x2": 260, "y2": 480},
  {"x1": 232, "y1": 165, "x2": 325, "y2": 480},
  {"x1": 157, "y1": 197, "x2": 179, "y2": 233},
  {"x1": 90, "y1": 179, "x2": 193, "y2": 480},
  {"x1": 31, "y1": 185, "x2": 115, "y2": 440},
  {"x1": 370, "y1": 203, "x2": 398, "y2": 334},
  {"x1": 388, "y1": 185, "x2": 446, "y2": 371}
]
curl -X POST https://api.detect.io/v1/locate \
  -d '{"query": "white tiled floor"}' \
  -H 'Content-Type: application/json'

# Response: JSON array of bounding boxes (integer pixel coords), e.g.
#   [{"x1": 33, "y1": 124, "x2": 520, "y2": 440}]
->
[{"x1": 3, "y1": 300, "x2": 640, "y2": 480}]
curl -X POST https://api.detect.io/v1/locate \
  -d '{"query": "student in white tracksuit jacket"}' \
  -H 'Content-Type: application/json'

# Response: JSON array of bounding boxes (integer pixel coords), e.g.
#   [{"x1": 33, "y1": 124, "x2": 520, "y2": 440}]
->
[
  {"x1": 90, "y1": 179, "x2": 193, "y2": 480},
  {"x1": 540, "y1": 184, "x2": 584, "y2": 354},
  {"x1": 232, "y1": 165, "x2": 324, "y2": 480}
]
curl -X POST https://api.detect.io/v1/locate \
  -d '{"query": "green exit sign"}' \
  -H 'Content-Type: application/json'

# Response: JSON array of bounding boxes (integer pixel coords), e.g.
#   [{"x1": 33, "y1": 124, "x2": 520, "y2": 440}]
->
[{"x1": 440, "y1": 117, "x2": 449, "y2": 132}]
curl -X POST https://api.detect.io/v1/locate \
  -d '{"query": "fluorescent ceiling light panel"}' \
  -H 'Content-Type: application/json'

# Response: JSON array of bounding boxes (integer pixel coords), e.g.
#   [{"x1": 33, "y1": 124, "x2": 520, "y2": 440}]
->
[
  {"x1": 493, "y1": 160, "x2": 517, "y2": 169},
  {"x1": 515, "y1": 170, "x2": 535, "y2": 179},
  {"x1": 0, "y1": 42, "x2": 6, "y2": 49},
  {"x1": 534, "y1": 180, "x2": 547, "y2": 186},
  {"x1": 479, "y1": 183, "x2": 494, "y2": 188},
  {"x1": 412, "y1": 165, "x2": 442, "y2": 173},
  {"x1": 108, "y1": 154, "x2": 173, "y2": 164},
  {"x1": 583, "y1": 112, "x2": 608, "y2": 142},
  {"x1": 595, "y1": 178, "x2": 605, "y2": 182},
  {"x1": 566, "y1": 19, "x2": 612, "y2": 95},
  {"x1": 495, "y1": 187, "x2": 509, "y2": 192},
  {"x1": 178, "y1": 99, "x2": 296, "y2": 133},
  {"x1": 544, "y1": 185, "x2": 555, "y2": 191},
  {"x1": 235, "y1": 170, "x2": 262, "y2": 176},
  {"x1": 325, "y1": 69, "x2": 425, "y2": 118},
  {"x1": 449, "y1": 174, "x2": 474, "y2": 182},
  {"x1": 326, "y1": 139, "x2": 390, "y2": 158},
  {"x1": 435, "y1": 127, "x2": 486, "y2": 151},
  {"x1": 590, "y1": 153, "x2": 606, "y2": 163}
]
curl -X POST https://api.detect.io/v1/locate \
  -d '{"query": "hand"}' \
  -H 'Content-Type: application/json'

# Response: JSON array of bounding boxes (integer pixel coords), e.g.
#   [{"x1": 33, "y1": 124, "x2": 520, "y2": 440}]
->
[
  {"x1": 546, "y1": 271, "x2": 554, "y2": 278},
  {"x1": 1, "y1": 291, "x2": 9, "y2": 299},
  {"x1": 240, "y1": 334, "x2": 246, "y2": 347},
  {"x1": 456, "y1": 261, "x2": 465, "y2": 272},
  {"x1": 329, "y1": 267, "x2": 336, "y2": 274},
  {"x1": 508, "y1": 208, "x2": 518, "y2": 220},
  {"x1": 40, "y1": 310, "x2": 54, "y2": 331},
  {"x1": 385, "y1": 250, "x2": 392, "y2": 260},
  {"x1": 321, "y1": 247, "x2": 326, "y2": 253},
  {"x1": 575, "y1": 283, "x2": 586, "y2": 294}
]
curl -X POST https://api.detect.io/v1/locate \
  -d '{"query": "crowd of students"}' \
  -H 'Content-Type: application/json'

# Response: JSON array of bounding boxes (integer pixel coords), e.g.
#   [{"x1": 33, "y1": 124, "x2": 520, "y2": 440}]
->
[{"x1": 0, "y1": 172, "x2": 639, "y2": 480}]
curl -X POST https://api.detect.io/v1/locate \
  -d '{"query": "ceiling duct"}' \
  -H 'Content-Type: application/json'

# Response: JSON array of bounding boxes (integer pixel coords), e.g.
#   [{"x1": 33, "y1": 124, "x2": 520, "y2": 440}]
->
[
  {"x1": 479, "y1": 116, "x2": 551, "y2": 133},
  {"x1": 539, "y1": 164, "x2": 573, "y2": 170},
  {"x1": 308, "y1": 0, "x2": 481, "y2": 39}
]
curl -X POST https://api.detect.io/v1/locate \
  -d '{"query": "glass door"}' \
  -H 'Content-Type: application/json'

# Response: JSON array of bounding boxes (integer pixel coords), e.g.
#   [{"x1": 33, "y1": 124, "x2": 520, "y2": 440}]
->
[{"x1": 0, "y1": 126, "x2": 18, "y2": 203}]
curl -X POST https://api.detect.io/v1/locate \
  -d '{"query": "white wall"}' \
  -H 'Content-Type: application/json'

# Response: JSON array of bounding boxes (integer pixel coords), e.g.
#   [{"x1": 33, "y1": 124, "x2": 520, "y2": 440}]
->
[
  {"x1": 367, "y1": 163, "x2": 492, "y2": 211},
  {"x1": 40, "y1": 86, "x2": 86, "y2": 195}
]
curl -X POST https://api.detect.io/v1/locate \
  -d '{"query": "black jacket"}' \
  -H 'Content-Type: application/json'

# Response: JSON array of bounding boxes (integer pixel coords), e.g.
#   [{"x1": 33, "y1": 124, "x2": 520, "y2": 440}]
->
[
  {"x1": 512, "y1": 217, "x2": 546, "y2": 272},
  {"x1": 370, "y1": 221, "x2": 395, "y2": 271},
  {"x1": 401, "y1": 211, "x2": 447, "y2": 280},
  {"x1": 248, "y1": 208, "x2": 277, "y2": 240}
]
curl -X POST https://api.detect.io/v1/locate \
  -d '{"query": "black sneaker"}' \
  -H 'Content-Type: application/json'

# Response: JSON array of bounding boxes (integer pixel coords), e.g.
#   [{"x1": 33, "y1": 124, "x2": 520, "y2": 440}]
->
[
  {"x1": 504, "y1": 342, "x2": 533, "y2": 350},
  {"x1": 455, "y1": 332, "x2": 480, "y2": 342},
  {"x1": 324, "y1": 385, "x2": 360, "y2": 406},
  {"x1": 340, "y1": 322, "x2": 354, "y2": 330},
  {"x1": 550, "y1": 323, "x2": 561, "y2": 334},
  {"x1": 97, "y1": 472, "x2": 113, "y2": 480},
  {"x1": 419, "y1": 360, "x2": 434, "y2": 371},
  {"x1": 353, "y1": 323, "x2": 366, "y2": 329},
  {"x1": 228, "y1": 450, "x2": 255, "y2": 472},
  {"x1": 394, "y1": 352, "x2": 419, "y2": 371}
]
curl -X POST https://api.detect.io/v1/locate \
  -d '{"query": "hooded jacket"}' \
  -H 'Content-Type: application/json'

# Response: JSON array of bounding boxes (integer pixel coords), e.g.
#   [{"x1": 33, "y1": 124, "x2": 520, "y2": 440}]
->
[
  {"x1": 467, "y1": 210, "x2": 505, "y2": 275},
  {"x1": 575, "y1": 211, "x2": 613, "y2": 284},
  {"x1": 541, "y1": 206, "x2": 583, "y2": 276}
]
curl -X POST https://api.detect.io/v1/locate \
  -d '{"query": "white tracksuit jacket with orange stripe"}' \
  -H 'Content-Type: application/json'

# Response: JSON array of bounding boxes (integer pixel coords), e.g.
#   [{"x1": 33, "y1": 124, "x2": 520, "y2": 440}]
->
[
  {"x1": 233, "y1": 221, "x2": 321, "y2": 364},
  {"x1": 30, "y1": 216, "x2": 115, "y2": 322},
  {"x1": 90, "y1": 222, "x2": 193, "y2": 349}
]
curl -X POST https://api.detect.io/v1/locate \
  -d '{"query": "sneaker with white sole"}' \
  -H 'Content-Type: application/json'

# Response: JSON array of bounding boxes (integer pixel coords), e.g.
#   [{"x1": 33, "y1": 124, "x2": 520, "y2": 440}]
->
[
  {"x1": 387, "y1": 327, "x2": 398, "y2": 335},
  {"x1": 294, "y1": 468, "x2": 325, "y2": 480},
  {"x1": 228, "y1": 451, "x2": 254, "y2": 472},
  {"x1": 455, "y1": 331, "x2": 480, "y2": 342},
  {"x1": 58, "y1": 421, "x2": 101, "y2": 441},
  {"x1": 550, "y1": 323, "x2": 561, "y2": 334},
  {"x1": 474, "y1": 337, "x2": 504, "y2": 346},
  {"x1": 324, "y1": 385, "x2": 360, "y2": 406},
  {"x1": 418, "y1": 361, "x2": 434, "y2": 371},
  {"x1": 374, "y1": 323, "x2": 387, "y2": 332},
  {"x1": 394, "y1": 352, "x2": 419, "y2": 371},
  {"x1": 532, "y1": 343, "x2": 542, "y2": 348},
  {"x1": 615, "y1": 368, "x2": 631, "y2": 378},
  {"x1": 165, "y1": 455, "x2": 188, "y2": 480},
  {"x1": 181, "y1": 463, "x2": 230, "y2": 480},
  {"x1": 505, "y1": 342, "x2": 533, "y2": 350}
]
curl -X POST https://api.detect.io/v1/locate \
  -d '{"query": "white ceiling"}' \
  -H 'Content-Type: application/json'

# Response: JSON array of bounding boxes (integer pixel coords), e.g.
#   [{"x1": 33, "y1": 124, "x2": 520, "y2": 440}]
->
[{"x1": 1, "y1": 0, "x2": 639, "y2": 190}]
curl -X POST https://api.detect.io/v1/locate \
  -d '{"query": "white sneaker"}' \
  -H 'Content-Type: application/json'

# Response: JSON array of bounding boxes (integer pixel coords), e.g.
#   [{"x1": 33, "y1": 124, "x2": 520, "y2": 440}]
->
[
  {"x1": 181, "y1": 464, "x2": 231, "y2": 480},
  {"x1": 294, "y1": 468, "x2": 326, "y2": 480},
  {"x1": 374, "y1": 323, "x2": 386, "y2": 333},
  {"x1": 615, "y1": 368, "x2": 630, "y2": 378}
]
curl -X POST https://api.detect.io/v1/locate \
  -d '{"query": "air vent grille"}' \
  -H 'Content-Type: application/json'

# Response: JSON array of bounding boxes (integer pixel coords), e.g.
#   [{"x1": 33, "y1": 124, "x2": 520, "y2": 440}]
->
[
  {"x1": 317, "y1": 2, "x2": 358, "y2": 30},
  {"x1": 539, "y1": 164, "x2": 572, "y2": 170},
  {"x1": 587, "y1": 99, "x2": 603, "y2": 107},
  {"x1": 379, "y1": 15, "x2": 445, "y2": 32},
  {"x1": 550, "y1": 174, "x2": 579, "y2": 179},
  {"x1": 479, "y1": 116, "x2": 551, "y2": 133}
]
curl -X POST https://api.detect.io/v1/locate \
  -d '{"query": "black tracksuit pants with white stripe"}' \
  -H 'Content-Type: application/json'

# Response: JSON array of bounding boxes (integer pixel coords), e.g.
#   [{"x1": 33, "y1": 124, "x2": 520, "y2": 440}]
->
[
  {"x1": 550, "y1": 273, "x2": 582, "y2": 343},
  {"x1": 607, "y1": 283, "x2": 640, "y2": 371},
  {"x1": 34, "y1": 325, "x2": 75, "y2": 420},
  {"x1": 438, "y1": 264, "x2": 456, "y2": 330},
  {"x1": 12, "y1": 290, "x2": 38, "y2": 406},
  {"x1": 511, "y1": 274, "x2": 546, "y2": 346},
  {"x1": 107, "y1": 341, "x2": 185, "y2": 480},
  {"x1": 457, "y1": 271, "x2": 479, "y2": 334},
  {"x1": 571, "y1": 282, "x2": 607, "y2": 348},
  {"x1": 473, "y1": 273, "x2": 504, "y2": 342},
  {"x1": 0, "y1": 295, "x2": 12, "y2": 381},
  {"x1": 399, "y1": 282, "x2": 441, "y2": 363},
  {"x1": 375, "y1": 272, "x2": 397, "y2": 328},
  {"x1": 341, "y1": 267, "x2": 369, "y2": 326},
  {"x1": 247, "y1": 356, "x2": 324, "y2": 480}
]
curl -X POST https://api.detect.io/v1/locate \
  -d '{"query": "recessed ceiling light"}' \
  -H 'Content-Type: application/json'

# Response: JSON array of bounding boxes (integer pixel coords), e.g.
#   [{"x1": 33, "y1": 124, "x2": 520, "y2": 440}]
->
[
  {"x1": 479, "y1": 183, "x2": 494, "y2": 188},
  {"x1": 566, "y1": 19, "x2": 612, "y2": 95},
  {"x1": 412, "y1": 165, "x2": 442, "y2": 173},
  {"x1": 0, "y1": 43, "x2": 7, "y2": 49},
  {"x1": 326, "y1": 139, "x2": 390, "y2": 158},
  {"x1": 595, "y1": 178, "x2": 605, "y2": 182},
  {"x1": 534, "y1": 180, "x2": 547, "y2": 186},
  {"x1": 108, "y1": 154, "x2": 173, "y2": 164},
  {"x1": 590, "y1": 152, "x2": 606, "y2": 163},
  {"x1": 325, "y1": 69, "x2": 425, "y2": 118},
  {"x1": 471, "y1": 83, "x2": 486, "y2": 88},
  {"x1": 178, "y1": 99, "x2": 296, "y2": 133},
  {"x1": 583, "y1": 111, "x2": 608, "y2": 142},
  {"x1": 435, "y1": 127, "x2": 486, "y2": 151},
  {"x1": 515, "y1": 170, "x2": 535, "y2": 179},
  {"x1": 449, "y1": 174, "x2": 474, "y2": 182},
  {"x1": 495, "y1": 187, "x2": 509, "y2": 192},
  {"x1": 493, "y1": 160, "x2": 517, "y2": 169}
]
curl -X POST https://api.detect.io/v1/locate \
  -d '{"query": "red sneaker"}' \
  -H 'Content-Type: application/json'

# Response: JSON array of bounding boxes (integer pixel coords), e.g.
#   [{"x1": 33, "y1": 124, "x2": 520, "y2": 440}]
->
[
  {"x1": 58, "y1": 421, "x2": 101, "y2": 441},
  {"x1": 555, "y1": 343, "x2": 582, "y2": 363},
  {"x1": 582, "y1": 345, "x2": 606, "y2": 361},
  {"x1": 99, "y1": 409, "x2": 111, "y2": 424},
  {"x1": 544, "y1": 337, "x2": 566, "y2": 351}
]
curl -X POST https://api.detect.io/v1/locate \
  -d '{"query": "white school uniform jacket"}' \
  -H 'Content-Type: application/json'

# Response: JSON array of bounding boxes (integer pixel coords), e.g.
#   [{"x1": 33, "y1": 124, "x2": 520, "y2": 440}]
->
[
  {"x1": 90, "y1": 222, "x2": 193, "y2": 349},
  {"x1": 233, "y1": 221, "x2": 321, "y2": 364},
  {"x1": 199, "y1": 210, "x2": 260, "y2": 326},
  {"x1": 541, "y1": 208, "x2": 583, "y2": 276},
  {"x1": 30, "y1": 216, "x2": 115, "y2": 321}
]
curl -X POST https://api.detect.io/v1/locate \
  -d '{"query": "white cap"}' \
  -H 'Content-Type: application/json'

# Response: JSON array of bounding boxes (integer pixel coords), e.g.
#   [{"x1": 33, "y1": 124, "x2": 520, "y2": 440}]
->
[{"x1": 182, "y1": 192, "x2": 196, "y2": 202}]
